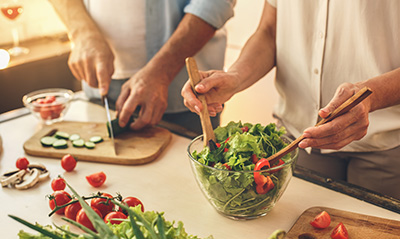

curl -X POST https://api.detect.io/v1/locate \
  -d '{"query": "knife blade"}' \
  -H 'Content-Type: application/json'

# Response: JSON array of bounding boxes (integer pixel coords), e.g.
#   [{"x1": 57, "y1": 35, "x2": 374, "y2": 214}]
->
[{"x1": 102, "y1": 95, "x2": 117, "y2": 155}]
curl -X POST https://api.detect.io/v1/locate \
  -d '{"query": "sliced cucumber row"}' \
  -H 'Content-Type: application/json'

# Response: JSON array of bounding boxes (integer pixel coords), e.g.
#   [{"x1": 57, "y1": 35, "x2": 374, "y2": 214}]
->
[{"x1": 40, "y1": 132, "x2": 103, "y2": 150}]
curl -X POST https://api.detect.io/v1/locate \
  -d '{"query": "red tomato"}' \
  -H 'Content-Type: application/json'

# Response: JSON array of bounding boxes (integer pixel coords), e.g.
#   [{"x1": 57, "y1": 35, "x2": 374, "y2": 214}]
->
[
  {"x1": 310, "y1": 211, "x2": 331, "y2": 229},
  {"x1": 44, "y1": 95, "x2": 56, "y2": 103},
  {"x1": 51, "y1": 177, "x2": 66, "y2": 191},
  {"x1": 16, "y1": 157, "x2": 30, "y2": 170},
  {"x1": 251, "y1": 154, "x2": 259, "y2": 164},
  {"x1": 91, "y1": 193, "x2": 114, "y2": 218},
  {"x1": 119, "y1": 196, "x2": 144, "y2": 214},
  {"x1": 61, "y1": 154, "x2": 77, "y2": 172},
  {"x1": 104, "y1": 211, "x2": 127, "y2": 225},
  {"x1": 65, "y1": 201, "x2": 82, "y2": 221},
  {"x1": 269, "y1": 159, "x2": 285, "y2": 174},
  {"x1": 76, "y1": 207, "x2": 102, "y2": 231},
  {"x1": 51, "y1": 103, "x2": 64, "y2": 119},
  {"x1": 49, "y1": 190, "x2": 72, "y2": 215},
  {"x1": 241, "y1": 126, "x2": 249, "y2": 132},
  {"x1": 331, "y1": 222, "x2": 349, "y2": 239},
  {"x1": 40, "y1": 106, "x2": 52, "y2": 119},
  {"x1": 86, "y1": 172, "x2": 106, "y2": 187}
]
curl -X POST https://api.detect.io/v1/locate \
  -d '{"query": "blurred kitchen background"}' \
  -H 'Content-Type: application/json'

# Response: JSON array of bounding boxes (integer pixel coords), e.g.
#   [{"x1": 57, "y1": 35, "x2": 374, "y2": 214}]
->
[{"x1": 0, "y1": 0, "x2": 278, "y2": 126}]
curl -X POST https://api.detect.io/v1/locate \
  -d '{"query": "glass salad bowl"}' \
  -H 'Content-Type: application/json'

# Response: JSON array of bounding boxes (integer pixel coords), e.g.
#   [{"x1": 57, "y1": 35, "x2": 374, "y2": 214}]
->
[
  {"x1": 22, "y1": 88, "x2": 74, "y2": 125},
  {"x1": 187, "y1": 122, "x2": 298, "y2": 220}
]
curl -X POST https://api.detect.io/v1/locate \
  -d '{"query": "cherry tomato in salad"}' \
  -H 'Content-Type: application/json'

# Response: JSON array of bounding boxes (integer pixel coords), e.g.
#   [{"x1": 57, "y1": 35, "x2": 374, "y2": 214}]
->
[
  {"x1": 310, "y1": 211, "x2": 331, "y2": 229},
  {"x1": 76, "y1": 207, "x2": 102, "y2": 231},
  {"x1": 241, "y1": 126, "x2": 249, "y2": 132},
  {"x1": 331, "y1": 222, "x2": 349, "y2": 239},
  {"x1": 254, "y1": 158, "x2": 275, "y2": 194},
  {"x1": 65, "y1": 201, "x2": 82, "y2": 221},
  {"x1": 104, "y1": 211, "x2": 127, "y2": 225},
  {"x1": 119, "y1": 196, "x2": 144, "y2": 214},
  {"x1": 40, "y1": 106, "x2": 52, "y2": 119},
  {"x1": 61, "y1": 154, "x2": 77, "y2": 172},
  {"x1": 16, "y1": 157, "x2": 30, "y2": 170},
  {"x1": 86, "y1": 171, "x2": 106, "y2": 187},
  {"x1": 51, "y1": 177, "x2": 66, "y2": 191},
  {"x1": 91, "y1": 193, "x2": 114, "y2": 217},
  {"x1": 48, "y1": 190, "x2": 72, "y2": 215},
  {"x1": 251, "y1": 154, "x2": 259, "y2": 164}
]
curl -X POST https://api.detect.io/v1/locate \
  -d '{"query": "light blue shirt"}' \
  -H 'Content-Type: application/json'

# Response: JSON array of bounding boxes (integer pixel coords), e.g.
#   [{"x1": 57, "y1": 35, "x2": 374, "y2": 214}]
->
[{"x1": 83, "y1": 0, "x2": 236, "y2": 113}]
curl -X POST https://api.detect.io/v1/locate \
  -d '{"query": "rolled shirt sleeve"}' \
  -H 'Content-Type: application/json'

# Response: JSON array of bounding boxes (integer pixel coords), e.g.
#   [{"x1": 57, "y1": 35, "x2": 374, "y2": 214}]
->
[{"x1": 184, "y1": 0, "x2": 236, "y2": 29}]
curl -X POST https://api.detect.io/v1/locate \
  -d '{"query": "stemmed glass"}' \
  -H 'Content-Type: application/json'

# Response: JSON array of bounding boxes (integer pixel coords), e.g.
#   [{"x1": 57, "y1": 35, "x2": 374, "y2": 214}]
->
[{"x1": 1, "y1": 0, "x2": 29, "y2": 56}]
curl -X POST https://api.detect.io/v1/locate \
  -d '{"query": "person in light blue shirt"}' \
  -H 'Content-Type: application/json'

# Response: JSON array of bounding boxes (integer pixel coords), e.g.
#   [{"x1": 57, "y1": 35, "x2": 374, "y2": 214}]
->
[{"x1": 49, "y1": 0, "x2": 236, "y2": 135}]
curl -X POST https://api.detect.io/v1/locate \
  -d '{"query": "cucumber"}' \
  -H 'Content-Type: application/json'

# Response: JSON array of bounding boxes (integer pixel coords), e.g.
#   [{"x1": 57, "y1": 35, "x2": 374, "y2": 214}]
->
[
  {"x1": 72, "y1": 139, "x2": 85, "y2": 148},
  {"x1": 89, "y1": 136, "x2": 103, "y2": 144},
  {"x1": 107, "y1": 116, "x2": 134, "y2": 137},
  {"x1": 84, "y1": 141, "x2": 96, "y2": 149},
  {"x1": 55, "y1": 131, "x2": 70, "y2": 140},
  {"x1": 40, "y1": 136, "x2": 57, "y2": 147},
  {"x1": 69, "y1": 134, "x2": 80, "y2": 141},
  {"x1": 52, "y1": 139, "x2": 68, "y2": 149}
]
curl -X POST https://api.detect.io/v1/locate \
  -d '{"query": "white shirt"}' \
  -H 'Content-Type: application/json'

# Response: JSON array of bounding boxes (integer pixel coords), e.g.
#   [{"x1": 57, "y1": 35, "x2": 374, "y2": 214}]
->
[
  {"x1": 268, "y1": 0, "x2": 400, "y2": 152},
  {"x1": 85, "y1": 0, "x2": 147, "y2": 79}
]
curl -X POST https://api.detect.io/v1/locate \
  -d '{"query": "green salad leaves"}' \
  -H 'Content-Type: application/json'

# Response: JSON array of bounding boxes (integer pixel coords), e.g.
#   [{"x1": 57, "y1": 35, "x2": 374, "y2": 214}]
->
[{"x1": 190, "y1": 121, "x2": 297, "y2": 218}]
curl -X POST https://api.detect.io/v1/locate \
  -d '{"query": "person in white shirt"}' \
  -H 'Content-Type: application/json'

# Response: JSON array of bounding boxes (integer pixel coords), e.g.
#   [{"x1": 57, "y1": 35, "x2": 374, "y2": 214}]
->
[
  {"x1": 49, "y1": 0, "x2": 236, "y2": 135},
  {"x1": 181, "y1": 0, "x2": 400, "y2": 199}
]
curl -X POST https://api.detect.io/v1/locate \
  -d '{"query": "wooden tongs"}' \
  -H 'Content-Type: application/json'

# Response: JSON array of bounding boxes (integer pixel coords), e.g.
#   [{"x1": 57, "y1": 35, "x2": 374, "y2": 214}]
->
[
  {"x1": 267, "y1": 86, "x2": 373, "y2": 165},
  {"x1": 185, "y1": 57, "x2": 216, "y2": 146}
]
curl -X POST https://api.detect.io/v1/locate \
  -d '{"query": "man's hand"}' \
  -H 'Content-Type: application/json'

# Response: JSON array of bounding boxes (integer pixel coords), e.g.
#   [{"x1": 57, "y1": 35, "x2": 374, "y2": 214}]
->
[
  {"x1": 115, "y1": 67, "x2": 169, "y2": 130},
  {"x1": 68, "y1": 34, "x2": 114, "y2": 96},
  {"x1": 299, "y1": 83, "x2": 372, "y2": 150}
]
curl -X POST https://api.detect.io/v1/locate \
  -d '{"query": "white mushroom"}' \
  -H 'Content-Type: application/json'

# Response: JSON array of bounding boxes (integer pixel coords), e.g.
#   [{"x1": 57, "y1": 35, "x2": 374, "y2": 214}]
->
[
  {"x1": 1, "y1": 169, "x2": 25, "y2": 187},
  {"x1": 15, "y1": 168, "x2": 40, "y2": 190},
  {"x1": 28, "y1": 162, "x2": 50, "y2": 181}
]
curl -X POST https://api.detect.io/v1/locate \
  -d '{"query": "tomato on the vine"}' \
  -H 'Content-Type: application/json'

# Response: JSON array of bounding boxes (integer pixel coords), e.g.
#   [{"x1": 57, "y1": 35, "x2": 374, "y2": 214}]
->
[
  {"x1": 65, "y1": 201, "x2": 82, "y2": 220},
  {"x1": 76, "y1": 207, "x2": 102, "y2": 231},
  {"x1": 310, "y1": 211, "x2": 331, "y2": 229},
  {"x1": 104, "y1": 211, "x2": 127, "y2": 225},
  {"x1": 49, "y1": 190, "x2": 72, "y2": 215},
  {"x1": 331, "y1": 222, "x2": 349, "y2": 239},
  {"x1": 91, "y1": 193, "x2": 114, "y2": 217},
  {"x1": 61, "y1": 154, "x2": 77, "y2": 172},
  {"x1": 119, "y1": 196, "x2": 144, "y2": 214},
  {"x1": 86, "y1": 171, "x2": 106, "y2": 187},
  {"x1": 16, "y1": 157, "x2": 30, "y2": 170},
  {"x1": 51, "y1": 177, "x2": 66, "y2": 191}
]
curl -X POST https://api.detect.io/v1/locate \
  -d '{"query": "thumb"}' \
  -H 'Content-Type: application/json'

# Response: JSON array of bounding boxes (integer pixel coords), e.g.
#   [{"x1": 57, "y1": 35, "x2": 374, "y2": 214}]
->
[{"x1": 320, "y1": 87, "x2": 353, "y2": 118}]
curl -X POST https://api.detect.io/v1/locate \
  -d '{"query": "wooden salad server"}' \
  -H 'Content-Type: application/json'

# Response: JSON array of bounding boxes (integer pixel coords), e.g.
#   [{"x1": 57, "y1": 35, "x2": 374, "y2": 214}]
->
[
  {"x1": 185, "y1": 57, "x2": 216, "y2": 146},
  {"x1": 268, "y1": 86, "x2": 373, "y2": 165}
]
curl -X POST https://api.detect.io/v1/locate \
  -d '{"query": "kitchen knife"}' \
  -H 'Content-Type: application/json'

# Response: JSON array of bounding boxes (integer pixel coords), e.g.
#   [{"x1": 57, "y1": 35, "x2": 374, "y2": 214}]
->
[{"x1": 102, "y1": 95, "x2": 117, "y2": 155}]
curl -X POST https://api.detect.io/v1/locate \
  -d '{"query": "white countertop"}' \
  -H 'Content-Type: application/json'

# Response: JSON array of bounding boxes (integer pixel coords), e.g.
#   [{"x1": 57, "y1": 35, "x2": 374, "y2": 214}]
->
[{"x1": 1, "y1": 99, "x2": 399, "y2": 239}]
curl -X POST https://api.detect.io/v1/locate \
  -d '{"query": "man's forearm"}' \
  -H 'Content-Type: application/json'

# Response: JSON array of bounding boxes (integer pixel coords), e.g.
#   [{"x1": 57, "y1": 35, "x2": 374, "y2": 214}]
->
[
  {"x1": 48, "y1": 0, "x2": 102, "y2": 41},
  {"x1": 145, "y1": 13, "x2": 217, "y2": 84}
]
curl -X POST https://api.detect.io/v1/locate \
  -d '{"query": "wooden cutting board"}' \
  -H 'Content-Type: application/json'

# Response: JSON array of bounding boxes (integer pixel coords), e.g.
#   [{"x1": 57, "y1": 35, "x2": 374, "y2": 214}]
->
[
  {"x1": 286, "y1": 206, "x2": 400, "y2": 239},
  {"x1": 23, "y1": 121, "x2": 172, "y2": 165}
]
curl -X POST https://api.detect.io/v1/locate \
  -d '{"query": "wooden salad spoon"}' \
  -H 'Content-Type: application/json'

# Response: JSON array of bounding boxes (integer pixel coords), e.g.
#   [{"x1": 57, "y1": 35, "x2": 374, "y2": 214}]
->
[
  {"x1": 185, "y1": 57, "x2": 216, "y2": 146},
  {"x1": 268, "y1": 86, "x2": 373, "y2": 165}
]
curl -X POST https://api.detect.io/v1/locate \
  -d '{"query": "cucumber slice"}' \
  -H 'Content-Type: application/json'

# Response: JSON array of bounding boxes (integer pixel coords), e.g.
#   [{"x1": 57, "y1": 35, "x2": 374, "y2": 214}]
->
[
  {"x1": 55, "y1": 131, "x2": 70, "y2": 140},
  {"x1": 84, "y1": 141, "x2": 96, "y2": 149},
  {"x1": 107, "y1": 116, "x2": 134, "y2": 137},
  {"x1": 69, "y1": 134, "x2": 80, "y2": 141},
  {"x1": 40, "y1": 136, "x2": 57, "y2": 147},
  {"x1": 89, "y1": 136, "x2": 103, "y2": 143},
  {"x1": 72, "y1": 139, "x2": 85, "y2": 148},
  {"x1": 52, "y1": 139, "x2": 68, "y2": 149}
]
